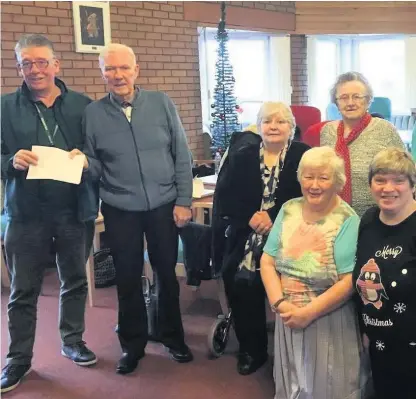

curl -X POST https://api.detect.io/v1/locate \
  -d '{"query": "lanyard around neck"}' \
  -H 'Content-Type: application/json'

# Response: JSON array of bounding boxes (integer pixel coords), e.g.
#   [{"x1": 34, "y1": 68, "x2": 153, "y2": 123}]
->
[{"x1": 34, "y1": 103, "x2": 59, "y2": 146}]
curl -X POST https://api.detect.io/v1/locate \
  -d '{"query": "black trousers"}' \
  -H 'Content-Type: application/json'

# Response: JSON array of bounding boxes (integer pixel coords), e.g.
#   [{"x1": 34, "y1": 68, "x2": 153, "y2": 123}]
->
[
  {"x1": 369, "y1": 340, "x2": 416, "y2": 399},
  {"x1": 222, "y1": 266, "x2": 268, "y2": 358},
  {"x1": 101, "y1": 201, "x2": 185, "y2": 356}
]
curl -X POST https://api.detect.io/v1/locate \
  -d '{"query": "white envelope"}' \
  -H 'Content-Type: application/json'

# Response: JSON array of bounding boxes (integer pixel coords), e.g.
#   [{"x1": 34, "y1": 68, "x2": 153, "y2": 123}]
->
[{"x1": 27, "y1": 145, "x2": 85, "y2": 185}]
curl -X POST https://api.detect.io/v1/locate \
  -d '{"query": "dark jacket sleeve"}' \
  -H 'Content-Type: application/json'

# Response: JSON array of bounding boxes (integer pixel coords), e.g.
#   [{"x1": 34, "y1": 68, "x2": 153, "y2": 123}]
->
[
  {"x1": 211, "y1": 131, "x2": 261, "y2": 275},
  {"x1": 1, "y1": 137, "x2": 20, "y2": 180},
  {"x1": 1, "y1": 96, "x2": 24, "y2": 180},
  {"x1": 214, "y1": 131, "x2": 263, "y2": 227}
]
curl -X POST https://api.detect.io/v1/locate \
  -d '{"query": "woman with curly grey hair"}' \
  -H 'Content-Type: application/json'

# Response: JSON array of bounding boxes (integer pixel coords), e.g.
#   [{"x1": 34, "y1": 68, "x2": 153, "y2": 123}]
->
[{"x1": 320, "y1": 71, "x2": 405, "y2": 217}]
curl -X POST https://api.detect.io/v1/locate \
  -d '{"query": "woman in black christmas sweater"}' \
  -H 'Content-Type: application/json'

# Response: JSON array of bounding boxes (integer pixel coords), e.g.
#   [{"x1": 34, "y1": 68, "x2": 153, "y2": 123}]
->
[{"x1": 353, "y1": 148, "x2": 416, "y2": 399}]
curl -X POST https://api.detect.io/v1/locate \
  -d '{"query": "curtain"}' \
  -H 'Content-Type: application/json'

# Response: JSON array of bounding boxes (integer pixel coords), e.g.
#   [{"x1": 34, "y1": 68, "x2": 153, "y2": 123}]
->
[
  {"x1": 405, "y1": 36, "x2": 416, "y2": 112},
  {"x1": 268, "y1": 36, "x2": 292, "y2": 104}
]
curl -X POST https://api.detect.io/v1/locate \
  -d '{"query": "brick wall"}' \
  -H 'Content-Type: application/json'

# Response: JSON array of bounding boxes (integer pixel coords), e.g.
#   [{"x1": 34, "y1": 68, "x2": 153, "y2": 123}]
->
[
  {"x1": 1, "y1": 1, "x2": 299, "y2": 158},
  {"x1": 224, "y1": 1, "x2": 295, "y2": 13},
  {"x1": 290, "y1": 34, "x2": 308, "y2": 105}
]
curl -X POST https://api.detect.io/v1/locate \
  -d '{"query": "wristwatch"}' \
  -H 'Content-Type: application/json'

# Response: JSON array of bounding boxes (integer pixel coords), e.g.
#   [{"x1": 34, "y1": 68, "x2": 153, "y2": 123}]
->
[{"x1": 271, "y1": 297, "x2": 286, "y2": 313}]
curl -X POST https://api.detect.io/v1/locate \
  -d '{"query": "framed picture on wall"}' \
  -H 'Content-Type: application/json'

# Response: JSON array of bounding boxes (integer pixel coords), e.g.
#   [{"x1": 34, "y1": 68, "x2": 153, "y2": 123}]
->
[{"x1": 72, "y1": 1, "x2": 111, "y2": 53}]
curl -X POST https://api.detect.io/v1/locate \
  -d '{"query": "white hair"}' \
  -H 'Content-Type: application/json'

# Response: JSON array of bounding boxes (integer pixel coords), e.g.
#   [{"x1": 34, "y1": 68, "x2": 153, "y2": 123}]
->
[
  {"x1": 256, "y1": 102, "x2": 296, "y2": 138},
  {"x1": 297, "y1": 146, "x2": 346, "y2": 190},
  {"x1": 330, "y1": 71, "x2": 374, "y2": 105},
  {"x1": 98, "y1": 43, "x2": 136, "y2": 66}
]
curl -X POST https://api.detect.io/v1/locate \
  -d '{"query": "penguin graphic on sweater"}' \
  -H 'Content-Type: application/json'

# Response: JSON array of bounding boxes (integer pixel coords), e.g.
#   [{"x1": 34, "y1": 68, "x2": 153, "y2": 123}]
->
[{"x1": 356, "y1": 258, "x2": 389, "y2": 309}]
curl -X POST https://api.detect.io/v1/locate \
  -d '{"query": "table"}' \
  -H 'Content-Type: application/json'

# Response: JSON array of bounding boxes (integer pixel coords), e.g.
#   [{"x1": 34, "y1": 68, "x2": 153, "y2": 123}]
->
[
  {"x1": 192, "y1": 174, "x2": 215, "y2": 224},
  {"x1": 87, "y1": 195, "x2": 215, "y2": 307},
  {"x1": 1, "y1": 193, "x2": 216, "y2": 304},
  {"x1": 0, "y1": 214, "x2": 104, "y2": 306},
  {"x1": 192, "y1": 195, "x2": 213, "y2": 224},
  {"x1": 85, "y1": 213, "x2": 104, "y2": 307}
]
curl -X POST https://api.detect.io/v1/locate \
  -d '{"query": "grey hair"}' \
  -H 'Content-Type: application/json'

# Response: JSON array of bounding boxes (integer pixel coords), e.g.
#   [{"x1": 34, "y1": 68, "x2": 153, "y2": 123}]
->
[
  {"x1": 15, "y1": 34, "x2": 55, "y2": 60},
  {"x1": 297, "y1": 146, "x2": 346, "y2": 191},
  {"x1": 330, "y1": 71, "x2": 374, "y2": 105},
  {"x1": 368, "y1": 147, "x2": 416, "y2": 187},
  {"x1": 256, "y1": 102, "x2": 296, "y2": 138},
  {"x1": 98, "y1": 43, "x2": 136, "y2": 67}
]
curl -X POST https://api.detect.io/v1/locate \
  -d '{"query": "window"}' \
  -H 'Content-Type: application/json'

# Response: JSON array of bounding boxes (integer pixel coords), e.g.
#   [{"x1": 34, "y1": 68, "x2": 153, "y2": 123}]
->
[
  {"x1": 206, "y1": 38, "x2": 267, "y2": 103},
  {"x1": 205, "y1": 35, "x2": 266, "y2": 128},
  {"x1": 308, "y1": 35, "x2": 409, "y2": 117},
  {"x1": 199, "y1": 28, "x2": 291, "y2": 130},
  {"x1": 358, "y1": 39, "x2": 406, "y2": 113},
  {"x1": 314, "y1": 39, "x2": 339, "y2": 116}
]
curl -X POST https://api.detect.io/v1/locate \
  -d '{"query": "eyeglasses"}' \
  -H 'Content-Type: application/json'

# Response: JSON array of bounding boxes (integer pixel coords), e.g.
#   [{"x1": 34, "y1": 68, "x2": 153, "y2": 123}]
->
[
  {"x1": 18, "y1": 59, "x2": 52, "y2": 72},
  {"x1": 336, "y1": 94, "x2": 368, "y2": 104}
]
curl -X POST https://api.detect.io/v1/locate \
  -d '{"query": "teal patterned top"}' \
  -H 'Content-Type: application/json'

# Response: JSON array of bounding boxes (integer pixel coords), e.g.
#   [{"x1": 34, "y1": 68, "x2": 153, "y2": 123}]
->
[{"x1": 263, "y1": 197, "x2": 359, "y2": 307}]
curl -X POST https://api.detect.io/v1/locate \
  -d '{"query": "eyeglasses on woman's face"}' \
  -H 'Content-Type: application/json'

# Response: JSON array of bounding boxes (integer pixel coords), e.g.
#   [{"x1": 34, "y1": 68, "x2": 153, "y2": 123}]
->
[{"x1": 336, "y1": 94, "x2": 368, "y2": 104}]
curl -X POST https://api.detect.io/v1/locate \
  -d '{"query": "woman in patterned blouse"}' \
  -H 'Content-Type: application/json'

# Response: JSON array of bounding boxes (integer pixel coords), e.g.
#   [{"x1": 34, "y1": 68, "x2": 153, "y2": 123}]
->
[{"x1": 261, "y1": 146, "x2": 372, "y2": 399}]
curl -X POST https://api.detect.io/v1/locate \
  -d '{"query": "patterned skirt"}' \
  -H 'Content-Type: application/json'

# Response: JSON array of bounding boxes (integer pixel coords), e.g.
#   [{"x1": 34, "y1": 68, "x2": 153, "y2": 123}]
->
[{"x1": 273, "y1": 300, "x2": 373, "y2": 399}]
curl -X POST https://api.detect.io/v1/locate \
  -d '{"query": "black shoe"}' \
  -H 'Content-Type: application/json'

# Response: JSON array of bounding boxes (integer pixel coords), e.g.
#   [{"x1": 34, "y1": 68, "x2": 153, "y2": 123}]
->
[
  {"x1": 116, "y1": 352, "x2": 145, "y2": 375},
  {"x1": 237, "y1": 352, "x2": 268, "y2": 376},
  {"x1": 165, "y1": 344, "x2": 193, "y2": 363},
  {"x1": 61, "y1": 341, "x2": 97, "y2": 366},
  {"x1": 1, "y1": 364, "x2": 32, "y2": 393}
]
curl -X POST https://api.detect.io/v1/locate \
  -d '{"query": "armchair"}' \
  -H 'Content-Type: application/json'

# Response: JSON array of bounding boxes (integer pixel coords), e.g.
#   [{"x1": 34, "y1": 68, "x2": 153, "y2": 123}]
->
[
  {"x1": 290, "y1": 105, "x2": 321, "y2": 135},
  {"x1": 369, "y1": 97, "x2": 392, "y2": 120}
]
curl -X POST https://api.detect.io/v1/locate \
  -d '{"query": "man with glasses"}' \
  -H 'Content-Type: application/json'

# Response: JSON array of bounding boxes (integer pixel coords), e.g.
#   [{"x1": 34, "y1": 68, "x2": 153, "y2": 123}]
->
[
  {"x1": 1, "y1": 34, "x2": 98, "y2": 393},
  {"x1": 77, "y1": 43, "x2": 193, "y2": 374}
]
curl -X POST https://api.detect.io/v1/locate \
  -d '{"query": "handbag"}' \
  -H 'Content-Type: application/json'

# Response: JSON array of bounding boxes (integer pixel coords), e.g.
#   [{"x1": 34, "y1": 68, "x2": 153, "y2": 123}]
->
[
  {"x1": 93, "y1": 248, "x2": 116, "y2": 288},
  {"x1": 142, "y1": 275, "x2": 160, "y2": 341}
]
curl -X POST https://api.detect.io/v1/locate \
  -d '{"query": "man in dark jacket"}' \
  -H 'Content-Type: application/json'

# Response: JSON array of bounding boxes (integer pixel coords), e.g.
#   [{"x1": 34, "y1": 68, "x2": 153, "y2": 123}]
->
[{"x1": 1, "y1": 34, "x2": 98, "y2": 394}]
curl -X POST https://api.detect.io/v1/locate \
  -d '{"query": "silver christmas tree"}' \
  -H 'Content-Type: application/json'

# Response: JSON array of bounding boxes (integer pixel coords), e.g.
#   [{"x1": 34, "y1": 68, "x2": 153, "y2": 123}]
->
[{"x1": 210, "y1": 2, "x2": 241, "y2": 154}]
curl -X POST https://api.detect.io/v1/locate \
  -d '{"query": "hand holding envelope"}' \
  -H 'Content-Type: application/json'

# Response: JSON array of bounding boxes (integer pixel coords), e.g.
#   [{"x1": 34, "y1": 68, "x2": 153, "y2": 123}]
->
[
  {"x1": 13, "y1": 149, "x2": 39, "y2": 170},
  {"x1": 26, "y1": 146, "x2": 86, "y2": 185}
]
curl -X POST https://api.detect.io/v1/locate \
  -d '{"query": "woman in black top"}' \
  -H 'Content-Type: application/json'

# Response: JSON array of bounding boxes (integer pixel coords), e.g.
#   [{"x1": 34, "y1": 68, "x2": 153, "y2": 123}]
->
[
  {"x1": 353, "y1": 148, "x2": 416, "y2": 399},
  {"x1": 212, "y1": 102, "x2": 310, "y2": 375}
]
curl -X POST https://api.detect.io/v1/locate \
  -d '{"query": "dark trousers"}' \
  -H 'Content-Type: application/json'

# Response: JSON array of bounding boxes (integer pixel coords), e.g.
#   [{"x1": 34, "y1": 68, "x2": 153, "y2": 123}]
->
[
  {"x1": 222, "y1": 267, "x2": 268, "y2": 358},
  {"x1": 370, "y1": 341, "x2": 416, "y2": 399},
  {"x1": 101, "y1": 201, "x2": 185, "y2": 356},
  {"x1": 5, "y1": 217, "x2": 93, "y2": 366}
]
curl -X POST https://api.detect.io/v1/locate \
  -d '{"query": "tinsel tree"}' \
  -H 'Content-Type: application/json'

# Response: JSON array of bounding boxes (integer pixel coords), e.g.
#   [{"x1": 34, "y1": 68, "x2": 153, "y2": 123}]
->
[{"x1": 210, "y1": 2, "x2": 241, "y2": 154}]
